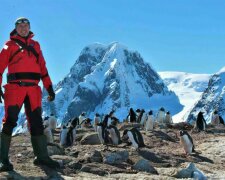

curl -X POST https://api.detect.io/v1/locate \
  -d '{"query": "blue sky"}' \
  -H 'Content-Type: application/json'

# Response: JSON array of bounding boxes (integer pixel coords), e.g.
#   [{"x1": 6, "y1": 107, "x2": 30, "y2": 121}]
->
[{"x1": 0, "y1": 0, "x2": 225, "y2": 84}]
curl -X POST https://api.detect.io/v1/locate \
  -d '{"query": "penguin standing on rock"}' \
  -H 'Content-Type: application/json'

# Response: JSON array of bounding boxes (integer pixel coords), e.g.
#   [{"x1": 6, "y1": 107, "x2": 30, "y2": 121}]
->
[
  {"x1": 179, "y1": 130, "x2": 195, "y2": 155},
  {"x1": 122, "y1": 127, "x2": 145, "y2": 150},
  {"x1": 106, "y1": 125, "x2": 121, "y2": 145}
]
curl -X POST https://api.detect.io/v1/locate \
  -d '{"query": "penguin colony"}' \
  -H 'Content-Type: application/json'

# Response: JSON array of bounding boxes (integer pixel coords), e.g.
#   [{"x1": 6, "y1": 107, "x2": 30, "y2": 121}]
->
[{"x1": 44, "y1": 109, "x2": 224, "y2": 157}]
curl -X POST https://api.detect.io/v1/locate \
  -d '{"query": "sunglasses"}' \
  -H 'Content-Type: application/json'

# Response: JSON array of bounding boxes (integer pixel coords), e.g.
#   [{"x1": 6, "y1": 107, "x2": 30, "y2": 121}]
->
[{"x1": 16, "y1": 19, "x2": 30, "y2": 25}]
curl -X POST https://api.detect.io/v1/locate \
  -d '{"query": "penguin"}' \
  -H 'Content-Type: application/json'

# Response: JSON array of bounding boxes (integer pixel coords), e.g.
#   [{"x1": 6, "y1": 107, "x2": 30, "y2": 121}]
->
[
  {"x1": 156, "y1": 107, "x2": 166, "y2": 124},
  {"x1": 48, "y1": 113, "x2": 57, "y2": 131},
  {"x1": 66, "y1": 117, "x2": 78, "y2": 146},
  {"x1": 97, "y1": 123, "x2": 105, "y2": 144},
  {"x1": 122, "y1": 127, "x2": 145, "y2": 150},
  {"x1": 111, "y1": 117, "x2": 119, "y2": 126},
  {"x1": 136, "y1": 109, "x2": 141, "y2": 123},
  {"x1": 219, "y1": 116, "x2": 225, "y2": 125},
  {"x1": 79, "y1": 112, "x2": 86, "y2": 126},
  {"x1": 196, "y1": 112, "x2": 206, "y2": 131},
  {"x1": 140, "y1": 109, "x2": 147, "y2": 126},
  {"x1": 94, "y1": 113, "x2": 101, "y2": 132},
  {"x1": 43, "y1": 116, "x2": 49, "y2": 127},
  {"x1": 80, "y1": 118, "x2": 92, "y2": 129},
  {"x1": 96, "y1": 114, "x2": 111, "y2": 144},
  {"x1": 128, "y1": 108, "x2": 136, "y2": 123},
  {"x1": 60, "y1": 125, "x2": 68, "y2": 147},
  {"x1": 165, "y1": 111, "x2": 173, "y2": 124},
  {"x1": 145, "y1": 110, "x2": 154, "y2": 131},
  {"x1": 106, "y1": 125, "x2": 121, "y2": 145},
  {"x1": 179, "y1": 130, "x2": 195, "y2": 155},
  {"x1": 43, "y1": 116, "x2": 53, "y2": 143},
  {"x1": 43, "y1": 125, "x2": 54, "y2": 143}
]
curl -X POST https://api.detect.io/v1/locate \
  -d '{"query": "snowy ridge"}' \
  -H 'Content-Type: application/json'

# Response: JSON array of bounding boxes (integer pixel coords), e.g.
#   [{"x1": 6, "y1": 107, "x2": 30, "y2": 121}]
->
[
  {"x1": 187, "y1": 67, "x2": 225, "y2": 123},
  {"x1": 159, "y1": 71, "x2": 211, "y2": 122}
]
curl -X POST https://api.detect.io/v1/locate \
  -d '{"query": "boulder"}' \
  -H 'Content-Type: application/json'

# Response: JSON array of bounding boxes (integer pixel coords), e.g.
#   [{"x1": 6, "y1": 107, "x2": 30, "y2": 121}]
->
[
  {"x1": 133, "y1": 159, "x2": 158, "y2": 174},
  {"x1": 80, "y1": 133, "x2": 101, "y2": 145},
  {"x1": 104, "y1": 150, "x2": 129, "y2": 165},
  {"x1": 47, "y1": 143, "x2": 65, "y2": 156},
  {"x1": 84, "y1": 150, "x2": 103, "y2": 163}
]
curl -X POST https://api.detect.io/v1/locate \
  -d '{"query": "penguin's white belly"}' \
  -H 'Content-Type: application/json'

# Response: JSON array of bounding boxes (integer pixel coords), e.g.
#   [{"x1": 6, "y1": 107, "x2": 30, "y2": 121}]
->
[
  {"x1": 60, "y1": 129, "x2": 68, "y2": 146},
  {"x1": 181, "y1": 136, "x2": 193, "y2": 154},
  {"x1": 128, "y1": 131, "x2": 139, "y2": 149},
  {"x1": 49, "y1": 119, "x2": 57, "y2": 130},
  {"x1": 97, "y1": 126, "x2": 104, "y2": 144},
  {"x1": 110, "y1": 131, "x2": 119, "y2": 145},
  {"x1": 94, "y1": 125, "x2": 97, "y2": 132},
  {"x1": 146, "y1": 118, "x2": 153, "y2": 131},
  {"x1": 44, "y1": 127, "x2": 53, "y2": 143}
]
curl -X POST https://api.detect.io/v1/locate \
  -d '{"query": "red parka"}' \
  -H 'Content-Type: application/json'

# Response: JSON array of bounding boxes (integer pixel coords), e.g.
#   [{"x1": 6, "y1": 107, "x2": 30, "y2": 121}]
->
[{"x1": 0, "y1": 29, "x2": 52, "y2": 89}]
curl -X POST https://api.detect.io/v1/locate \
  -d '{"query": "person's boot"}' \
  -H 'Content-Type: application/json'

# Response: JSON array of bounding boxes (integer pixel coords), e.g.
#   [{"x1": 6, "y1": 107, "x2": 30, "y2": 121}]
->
[
  {"x1": 0, "y1": 133, "x2": 13, "y2": 172},
  {"x1": 31, "y1": 135, "x2": 60, "y2": 168}
]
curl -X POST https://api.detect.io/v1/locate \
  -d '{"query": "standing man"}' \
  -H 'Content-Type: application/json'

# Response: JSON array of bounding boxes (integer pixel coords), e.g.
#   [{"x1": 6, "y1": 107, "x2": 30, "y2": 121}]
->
[{"x1": 0, "y1": 17, "x2": 59, "y2": 171}]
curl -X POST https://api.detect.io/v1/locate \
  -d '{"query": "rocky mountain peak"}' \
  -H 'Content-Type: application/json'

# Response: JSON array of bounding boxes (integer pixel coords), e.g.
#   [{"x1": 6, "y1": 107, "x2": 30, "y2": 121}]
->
[{"x1": 46, "y1": 42, "x2": 182, "y2": 123}]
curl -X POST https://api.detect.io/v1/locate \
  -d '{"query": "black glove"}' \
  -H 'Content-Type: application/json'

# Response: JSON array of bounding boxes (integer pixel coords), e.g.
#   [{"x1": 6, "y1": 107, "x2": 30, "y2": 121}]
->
[
  {"x1": 47, "y1": 85, "x2": 55, "y2": 101},
  {"x1": 0, "y1": 88, "x2": 4, "y2": 103}
]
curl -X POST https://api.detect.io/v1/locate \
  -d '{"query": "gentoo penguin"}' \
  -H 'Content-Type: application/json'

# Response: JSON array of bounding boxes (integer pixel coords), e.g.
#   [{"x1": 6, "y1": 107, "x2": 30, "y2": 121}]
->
[
  {"x1": 80, "y1": 118, "x2": 92, "y2": 129},
  {"x1": 108, "y1": 111, "x2": 116, "y2": 126},
  {"x1": 136, "y1": 109, "x2": 141, "y2": 123},
  {"x1": 96, "y1": 114, "x2": 111, "y2": 144},
  {"x1": 48, "y1": 113, "x2": 57, "y2": 131},
  {"x1": 122, "y1": 127, "x2": 145, "y2": 150},
  {"x1": 94, "y1": 113, "x2": 101, "y2": 132},
  {"x1": 210, "y1": 110, "x2": 220, "y2": 125},
  {"x1": 219, "y1": 116, "x2": 225, "y2": 125},
  {"x1": 106, "y1": 125, "x2": 121, "y2": 145},
  {"x1": 165, "y1": 111, "x2": 173, "y2": 124},
  {"x1": 60, "y1": 125, "x2": 68, "y2": 147},
  {"x1": 97, "y1": 123, "x2": 105, "y2": 144},
  {"x1": 140, "y1": 109, "x2": 147, "y2": 126},
  {"x1": 66, "y1": 117, "x2": 78, "y2": 146},
  {"x1": 43, "y1": 117, "x2": 53, "y2": 143},
  {"x1": 156, "y1": 107, "x2": 166, "y2": 124},
  {"x1": 111, "y1": 117, "x2": 119, "y2": 126},
  {"x1": 79, "y1": 112, "x2": 86, "y2": 126},
  {"x1": 43, "y1": 126, "x2": 54, "y2": 143},
  {"x1": 128, "y1": 108, "x2": 136, "y2": 123},
  {"x1": 179, "y1": 130, "x2": 195, "y2": 155},
  {"x1": 196, "y1": 112, "x2": 206, "y2": 131},
  {"x1": 145, "y1": 110, "x2": 154, "y2": 131}
]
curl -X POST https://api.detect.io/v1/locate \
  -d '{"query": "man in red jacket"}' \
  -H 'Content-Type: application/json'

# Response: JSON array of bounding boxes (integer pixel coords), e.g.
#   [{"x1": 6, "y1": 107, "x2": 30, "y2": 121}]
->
[{"x1": 0, "y1": 17, "x2": 60, "y2": 171}]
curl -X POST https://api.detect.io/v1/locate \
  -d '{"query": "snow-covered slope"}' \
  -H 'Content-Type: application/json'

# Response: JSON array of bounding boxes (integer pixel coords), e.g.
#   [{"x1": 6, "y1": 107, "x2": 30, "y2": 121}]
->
[
  {"x1": 186, "y1": 67, "x2": 225, "y2": 123},
  {"x1": 159, "y1": 72, "x2": 211, "y2": 122},
  {"x1": 44, "y1": 42, "x2": 183, "y2": 124}
]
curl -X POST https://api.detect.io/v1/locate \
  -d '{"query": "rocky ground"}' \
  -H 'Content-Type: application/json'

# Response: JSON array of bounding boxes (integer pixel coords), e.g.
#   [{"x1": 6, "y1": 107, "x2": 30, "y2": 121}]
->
[{"x1": 0, "y1": 123, "x2": 225, "y2": 180}]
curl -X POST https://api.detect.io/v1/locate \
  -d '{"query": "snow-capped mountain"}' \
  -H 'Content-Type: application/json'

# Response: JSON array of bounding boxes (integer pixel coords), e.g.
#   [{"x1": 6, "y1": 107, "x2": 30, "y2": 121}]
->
[
  {"x1": 159, "y1": 72, "x2": 211, "y2": 122},
  {"x1": 186, "y1": 67, "x2": 225, "y2": 124},
  {"x1": 43, "y1": 42, "x2": 183, "y2": 124}
]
